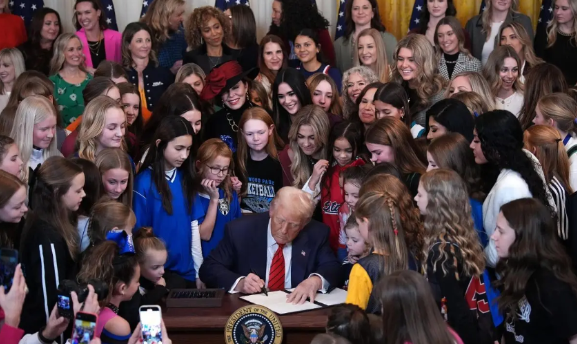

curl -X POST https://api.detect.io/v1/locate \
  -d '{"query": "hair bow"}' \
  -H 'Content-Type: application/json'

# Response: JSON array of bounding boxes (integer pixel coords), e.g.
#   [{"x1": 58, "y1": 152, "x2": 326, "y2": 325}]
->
[{"x1": 106, "y1": 229, "x2": 135, "y2": 254}]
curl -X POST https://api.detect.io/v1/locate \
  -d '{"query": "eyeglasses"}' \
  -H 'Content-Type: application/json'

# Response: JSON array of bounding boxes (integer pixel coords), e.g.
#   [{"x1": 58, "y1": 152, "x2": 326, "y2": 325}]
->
[{"x1": 206, "y1": 165, "x2": 230, "y2": 176}]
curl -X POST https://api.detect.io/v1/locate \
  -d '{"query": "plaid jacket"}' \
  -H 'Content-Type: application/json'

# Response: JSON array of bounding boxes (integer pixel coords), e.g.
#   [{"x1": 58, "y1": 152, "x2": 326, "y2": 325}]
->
[{"x1": 438, "y1": 52, "x2": 482, "y2": 81}]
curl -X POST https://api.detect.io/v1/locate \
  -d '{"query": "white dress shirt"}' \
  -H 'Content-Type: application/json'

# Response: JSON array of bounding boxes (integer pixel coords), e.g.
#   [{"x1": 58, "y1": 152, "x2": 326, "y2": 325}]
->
[{"x1": 229, "y1": 220, "x2": 329, "y2": 293}]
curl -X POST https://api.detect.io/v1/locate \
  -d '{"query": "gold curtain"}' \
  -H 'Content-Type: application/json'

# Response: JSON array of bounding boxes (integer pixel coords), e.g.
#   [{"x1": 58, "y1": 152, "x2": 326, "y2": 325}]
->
[{"x1": 369, "y1": 0, "x2": 542, "y2": 40}]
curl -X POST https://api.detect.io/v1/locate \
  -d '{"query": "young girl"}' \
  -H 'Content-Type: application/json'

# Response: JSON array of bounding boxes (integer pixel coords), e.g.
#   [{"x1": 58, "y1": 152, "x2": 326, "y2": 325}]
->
[
  {"x1": 415, "y1": 169, "x2": 493, "y2": 344},
  {"x1": 117, "y1": 82, "x2": 143, "y2": 149},
  {"x1": 326, "y1": 304, "x2": 372, "y2": 344},
  {"x1": 0, "y1": 170, "x2": 27, "y2": 249},
  {"x1": 492, "y1": 198, "x2": 577, "y2": 344},
  {"x1": 379, "y1": 270, "x2": 464, "y2": 344},
  {"x1": 194, "y1": 138, "x2": 242, "y2": 258},
  {"x1": 95, "y1": 148, "x2": 134, "y2": 208},
  {"x1": 88, "y1": 200, "x2": 136, "y2": 254},
  {"x1": 235, "y1": 108, "x2": 284, "y2": 213},
  {"x1": 77, "y1": 241, "x2": 140, "y2": 344},
  {"x1": 20, "y1": 156, "x2": 85, "y2": 334},
  {"x1": 341, "y1": 216, "x2": 370, "y2": 290},
  {"x1": 272, "y1": 68, "x2": 312, "y2": 143},
  {"x1": 0, "y1": 135, "x2": 23, "y2": 177},
  {"x1": 483, "y1": 46, "x2": 524, "y2": 117},
  {"x1": 365, "y1": 117, "x2": 427, "y2": 197},
  {"x1": 119, "y1": 227, "x2": 169, "y2": 331},
  {"x1": 134, "y1": 116, "x2": 202, "y2": 288},
  {"x1": 77, "y1": 95, "x2": 128, "y2": 164},
  {"x1": 71, "y1": 157, "x2": 103, "y2": 252},
  {"x1": 278, "y1": 105, "x2": 331, "y2": 188},
  {"x1": 9, "y1": 95, "x2": 60, "y2": 182},
  {"x1": 338, "y1": 164, "x2": 372, "y2": 261},
  {"x1": 307, "y1": 73, "x2": 343, "y2": 119},
  {"x1": 294, "y1": 29, "x2": 342, "y2": 92},
  {"x1": 373, "y1": 82, "x2": 423, "y2": 138},
  {"x1": 346, "y1": 184, "x2": 418, "y2": 314},
  {"x1": 524, "y1": 125, "x2": 573, "y2": 241},
  {"x1": 304, "y1": 121, "x2": 365, "y2": 254}
]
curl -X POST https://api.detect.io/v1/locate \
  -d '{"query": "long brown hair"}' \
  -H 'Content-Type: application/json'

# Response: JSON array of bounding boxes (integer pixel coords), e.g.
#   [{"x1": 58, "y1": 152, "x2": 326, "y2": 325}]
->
[
  {"x1": 496, "y1": 198, "x2": 577, "y2": 317},
  {"x1": 236, "y1": 108, "x2": 284, "y2": 196},
  {"x1": 24, "y1": 157, "x2": 83, "y2": 259},
  {"x1": 365, "y1": 117, "x2": 426, "y2": 175},
  {"x1": 306, "y1": 73, "x2": 343, "y2": 117},
  {"x1": 482, "y1": 45, "x2": 524, "y2": 96},
  {"x1": 498, "y1": 22, "x2": 543, "y2": 67},
  {"x1": 434, "y1": 16, "x2": 471, "y2": 57},
  {"x1": 524, "y1": 125, "x2": 573, "y2": 194},
  {"x1": 88, "y1": 200, "x2": 136, "y2": 246},
  {"x1": 359, "y1": 174, "x2": 425, "y2": 264},
  {"x1": 421, "y1": 169, "x2": 485, "y2": 278},
  {"x1": 0, "y1": 170, "x2": 26, "y2": 248},
  {"x1": 517, "y1": 63, "x2": 568, "y2": 130},
  {"x1": 258, "y1": 35, "x2": 288, "y2": 85},
  {"x1": 94, "y1": 148, "x2": 134, "y2": 207},
  {"x1": 196, "y1": 138, "x2": 234, "y2": 202},
  {"x1": 427, "y1": 133, "x2": 484, "y2": 201},
  {"x1": 379, "y1": 270, "x2": 456, "y2": 344}
]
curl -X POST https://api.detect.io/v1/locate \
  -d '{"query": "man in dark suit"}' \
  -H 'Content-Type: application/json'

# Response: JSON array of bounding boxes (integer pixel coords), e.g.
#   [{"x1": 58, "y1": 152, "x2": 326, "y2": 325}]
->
[{"x1": 199, "y1": 187, "x2": 340, "y2": 304}]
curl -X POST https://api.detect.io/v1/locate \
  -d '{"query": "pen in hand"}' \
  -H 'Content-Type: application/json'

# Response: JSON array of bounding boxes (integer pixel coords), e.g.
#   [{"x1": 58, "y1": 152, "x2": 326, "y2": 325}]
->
[{"x1": 250, "y1": 268, "x2": 268, "y2": 296}]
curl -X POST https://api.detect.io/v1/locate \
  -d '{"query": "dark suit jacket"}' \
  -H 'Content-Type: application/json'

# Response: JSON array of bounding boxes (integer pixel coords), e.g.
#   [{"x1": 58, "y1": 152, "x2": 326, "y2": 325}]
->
[
  {"x1": 199, "y1": 213, "x2": 340, "y2": 291},
  {"x1": 183, "y1": 43, "x2": 235, "y2": 75}
]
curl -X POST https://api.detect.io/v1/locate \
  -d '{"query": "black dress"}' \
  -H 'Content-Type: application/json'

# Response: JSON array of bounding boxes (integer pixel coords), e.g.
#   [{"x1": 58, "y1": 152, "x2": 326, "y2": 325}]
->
[
  {"x1": 203, "y1": 100, "x2": 252, "y2": 153},
  {"x1": 18, "y1": 41, "x2": 53, "y2": 76}
]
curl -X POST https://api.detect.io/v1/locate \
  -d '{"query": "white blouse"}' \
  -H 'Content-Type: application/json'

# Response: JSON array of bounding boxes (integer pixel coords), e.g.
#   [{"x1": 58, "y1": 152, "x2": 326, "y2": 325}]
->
[{"x1": 495, "y1": 91, "x2": 524, "y2": 118}]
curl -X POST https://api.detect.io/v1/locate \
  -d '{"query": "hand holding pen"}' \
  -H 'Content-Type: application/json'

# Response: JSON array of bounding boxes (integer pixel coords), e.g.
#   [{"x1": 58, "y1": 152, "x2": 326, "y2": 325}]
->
[
  {"x1": 250, "y1": 269, "x2": 268, "y2": 296},
  {"x1": 235, "y1": 270, "x2": 267, "y2": 295}
]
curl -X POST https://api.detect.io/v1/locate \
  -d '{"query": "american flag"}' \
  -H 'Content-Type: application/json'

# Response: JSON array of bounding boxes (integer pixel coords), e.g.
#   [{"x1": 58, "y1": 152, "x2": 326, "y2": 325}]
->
[
  {"x1": 100, "y1": 0, "x2": 118, "y2": 31},
  {"x1": 537, "y1": 0, "x2": 554, "y2": 38},
  {"x1": 408, "y1": 0, "x2": 425, "y2": 31},
  {"x1": 141, "y1": 0, "x2": 154, "y2": 18},
  {"x1": 9, "y1": 0, "x2": 44, "y2": 27},
  {"x1": 334, "y1": 0, "x2": 349, "y2": 40},
  {"x1": 215, "y1": 0, "x2": 250, "y2": 11},
  {"x1": 479, "y1": 0, "x2": 486, "y2": 13}
]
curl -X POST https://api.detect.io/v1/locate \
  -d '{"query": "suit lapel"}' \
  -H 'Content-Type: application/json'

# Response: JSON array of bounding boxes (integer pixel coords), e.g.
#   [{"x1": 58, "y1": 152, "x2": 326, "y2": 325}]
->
[
  {"x1": 454, "y1": 53, "x2": 466, "y2": 77},
  {"x1": 438, "y1": 55, "x2": 449, "y2": 80},
  {"x1": 290, "y1": 227, "x2": 310, "y2": 287},
  {"x1": 249, "y1": 214, "x2": 269, "y2": 279}
]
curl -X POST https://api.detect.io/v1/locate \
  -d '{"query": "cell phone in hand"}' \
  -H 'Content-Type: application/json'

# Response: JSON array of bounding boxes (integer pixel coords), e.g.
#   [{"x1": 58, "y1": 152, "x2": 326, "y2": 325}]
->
[
  {"x1": 71, "y1": 311, "x2": 98, "y2": 344},
  {"x1": 56, "y1": 293, "x2": 73, "y2": 319},
  {"x1": 140, "y1": 305, "x2": 163, "y2": 344},
  {"x1": 0, "y1": 248, "x2": 18, "y2": 291}
]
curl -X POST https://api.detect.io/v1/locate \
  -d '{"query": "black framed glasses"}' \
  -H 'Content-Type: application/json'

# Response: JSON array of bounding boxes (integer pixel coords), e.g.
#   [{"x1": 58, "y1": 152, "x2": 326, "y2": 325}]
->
[{"x1": 206, "y1": 165, "x2": 230, "y2": 176}]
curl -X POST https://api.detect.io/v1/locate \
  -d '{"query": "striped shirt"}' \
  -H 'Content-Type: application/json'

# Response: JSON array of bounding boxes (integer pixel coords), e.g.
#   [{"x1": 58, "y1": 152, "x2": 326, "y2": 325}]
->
[{"x1": 550, "y1": 176, "x2": 569, "y2": 240}]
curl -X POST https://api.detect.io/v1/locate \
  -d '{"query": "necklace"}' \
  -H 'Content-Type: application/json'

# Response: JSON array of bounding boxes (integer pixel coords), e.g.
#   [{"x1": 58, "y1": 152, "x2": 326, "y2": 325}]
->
[
  {"x1": 226, "y1": 111, "x2": 239, "y2": 132},
  {"x1": 558, "y1": 28, "x2": 575, "y2": 37},
  {"x1": 106, "y1": 303, "x2": 119, "y2": 314},
  {"x1": 88, "y1": 32, "x2": 103, "y2": 56},
  {"x1": 208, "y1": 55, "x2": 222, "y2": 69}
]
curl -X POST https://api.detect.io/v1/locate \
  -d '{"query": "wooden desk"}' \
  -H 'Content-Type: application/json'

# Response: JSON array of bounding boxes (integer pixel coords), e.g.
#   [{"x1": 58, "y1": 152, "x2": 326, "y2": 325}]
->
[{"x1": 164, "y1": 294, "x2": 329, "y2": 344}]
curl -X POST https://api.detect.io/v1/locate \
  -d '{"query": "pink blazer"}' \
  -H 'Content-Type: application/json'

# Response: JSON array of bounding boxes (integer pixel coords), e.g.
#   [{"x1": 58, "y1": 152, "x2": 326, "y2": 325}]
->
[{"x1": 76, "y1": 28, "x2": 122, "y2": 68}]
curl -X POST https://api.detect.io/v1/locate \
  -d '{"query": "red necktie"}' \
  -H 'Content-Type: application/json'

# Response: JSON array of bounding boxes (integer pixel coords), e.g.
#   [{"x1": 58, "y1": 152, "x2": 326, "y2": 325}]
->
[{"x1": 268, "y1": 244, "x2": 285, "y2": 291}]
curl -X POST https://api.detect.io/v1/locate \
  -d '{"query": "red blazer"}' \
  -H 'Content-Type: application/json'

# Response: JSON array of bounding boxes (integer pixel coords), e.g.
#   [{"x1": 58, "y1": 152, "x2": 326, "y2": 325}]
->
[{"x1": 0, "y1": 14, "x2": 26, "y2": 50}]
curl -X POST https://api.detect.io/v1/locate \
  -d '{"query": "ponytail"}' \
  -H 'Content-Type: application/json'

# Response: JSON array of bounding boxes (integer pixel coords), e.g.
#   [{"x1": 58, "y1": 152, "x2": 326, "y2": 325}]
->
[{"x1": 134, "y1": 227, "x2": 166, "y2": 263}]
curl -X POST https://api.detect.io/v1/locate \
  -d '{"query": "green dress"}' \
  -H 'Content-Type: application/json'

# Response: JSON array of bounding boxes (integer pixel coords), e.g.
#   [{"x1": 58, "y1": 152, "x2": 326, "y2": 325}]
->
[{"x1": 49, "y1": 73, "x2": 93, "y2": 126}]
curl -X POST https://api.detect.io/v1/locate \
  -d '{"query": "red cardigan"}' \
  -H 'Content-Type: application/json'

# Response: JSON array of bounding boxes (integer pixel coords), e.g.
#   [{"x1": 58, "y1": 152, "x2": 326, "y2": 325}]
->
[
  {"x1": 0, "y1": 309, "x2": 25, "y2": 344},
  {"x1": 0, "y1": 14, "x2": 27, "y2": 50}
]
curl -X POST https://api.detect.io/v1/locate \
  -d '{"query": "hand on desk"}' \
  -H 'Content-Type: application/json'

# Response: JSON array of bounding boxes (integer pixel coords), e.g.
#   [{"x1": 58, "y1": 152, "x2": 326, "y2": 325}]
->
[
  {"x1": 286, "y1": 276, "x2": 322, "y2": 305},
  {"x1": 235, "y1": 273, "x2": 265, "y2": 294}
]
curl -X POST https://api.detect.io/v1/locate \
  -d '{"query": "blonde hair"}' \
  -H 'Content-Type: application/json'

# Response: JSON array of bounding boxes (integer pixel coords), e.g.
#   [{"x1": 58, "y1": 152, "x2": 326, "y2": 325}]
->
[
  {"x1": 0, "y1": 48, "x2": 25, "y2": 95},
  {"x1": 88, "y1": 200, "x2": 136, "y2": 246},
  {"x1": 354, "y1": 28, "x2": 389, "y2": 83},
  {"x1": 196, "y1": 138, "x2": 234, "y2": 202},
  {"x1": 10, "y1": 96, "x2": 61, "y2": 182},
  {"x1": 481, "y1": 0, "x2": 520, "y2": 41},
  {"x1": 78, "y1": 96, "x2": 126, "y2": 162},
  {"x1": 447, "y1": 71, "x2": 496, "y2": 110},
  {"x1": 498, "y1": 22, "x2": 543, "y2": 68},
  {"x1": 450, "y1": 91, "x2": 490, "y2": 115},
  {"x1": 94, "y1": 148, "x2": 134, "y2": 207},
  {"x1": 185, "y1": 6, "x2": 230, "y2": 49},
  {"x1": 524, "y1": 125, "x2": 573, "y2": 193},
  {"x1": 434, "y1": 16, "x2": 471, "y2": 57},
  {"x1": 134, "y1": 227, "x2": 166, "y2": 264},
  {"x1": 237, "y1": 108, "x2": 284, "y2": 196},
  {"x1": 536, "y1": 93, "x2": 577, "y2": 135},
  {"x1": 391, "y1": 34, "x2": 446, "y2": 108},
  {"x1": 421, "y1": 169, "x2": 485, "y2": 278},
  {"x1": 175, "y1": 63, "x2": 206, "y2": 83},
  {"x1": 140, "y1": 0, "x2": 185, "y2": 45},
  {"x1": 306, "y1": 73, "x2": 343, "y2": 117},
  {"x1": 482, "y1": 45, "x2": 524, "y2": 96},
  {"x1": 288, "y1": 105, "x2": 331, "y2": 188},
  {"x1": 49, "y1": 33, "x2": 87, "y2": 76},
  {"x1": 547, "y1": 0, "x2": 577, "y2": 47}
]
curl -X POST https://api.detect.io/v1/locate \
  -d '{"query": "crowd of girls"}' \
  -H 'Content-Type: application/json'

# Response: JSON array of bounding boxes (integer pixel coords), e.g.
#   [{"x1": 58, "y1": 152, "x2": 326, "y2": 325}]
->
[{"x1": 1, "y1": 0, "x2": 577, "y2": 343}]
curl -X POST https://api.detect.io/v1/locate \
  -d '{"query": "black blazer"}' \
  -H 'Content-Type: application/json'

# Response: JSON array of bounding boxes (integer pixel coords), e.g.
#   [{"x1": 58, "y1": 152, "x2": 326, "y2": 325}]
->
[
  {"x1": 199, "y1": 212, "x2": 341, "y2": 291},
  {"x1": 183, "y1": 43, "x2": 235, "y2": 75},
  {"x1": 125, "y1": 61, "x2": 174, "y2": 111}
]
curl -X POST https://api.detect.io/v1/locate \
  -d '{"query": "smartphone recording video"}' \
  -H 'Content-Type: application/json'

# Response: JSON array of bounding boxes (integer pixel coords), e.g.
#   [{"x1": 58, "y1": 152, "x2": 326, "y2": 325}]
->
[
  {"x1": 0, "y1": 249, "x2": 18, "y2": 291},
  {"x1": 71, "y1": 312, "x2": 97, "y2": 344},
  {"x1": 140, "y1": 305, "x2": 162, "y2": 344}
]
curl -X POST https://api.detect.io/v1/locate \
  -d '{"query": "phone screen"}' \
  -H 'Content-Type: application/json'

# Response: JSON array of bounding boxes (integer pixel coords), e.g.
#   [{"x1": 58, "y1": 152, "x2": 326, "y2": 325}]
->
[
  {"x1": 58, "y1": 294, "x2": 71, "y2": 310},
  {"x1": 0, "y1": 249, "x2": 18, "y2": 290},
  {"x1": 71, "y1": 317, "x2": 96, "y2": 344},
  {"x1": 140, "y1": 307, "x2": 162, "y2": 344}
]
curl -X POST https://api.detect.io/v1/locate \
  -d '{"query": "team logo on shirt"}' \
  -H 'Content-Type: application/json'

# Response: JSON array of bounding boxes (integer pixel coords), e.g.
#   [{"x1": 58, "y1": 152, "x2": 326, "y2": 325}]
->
[
  {"x1": 225, "y1": 305, "x2": 283, "y2": 344},
  {"x1": 219, "y1": 198, "x2": 230, "y2": 215}
]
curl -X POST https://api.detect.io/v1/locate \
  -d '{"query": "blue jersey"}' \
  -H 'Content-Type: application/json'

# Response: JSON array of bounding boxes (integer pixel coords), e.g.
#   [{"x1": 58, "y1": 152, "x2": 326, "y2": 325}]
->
[
  {"x1": 195, "y1": 189, "x2": 242, "y2": 258},
  {"x1": 133, "y1": 168, "x2": 201, "y2": 281}
]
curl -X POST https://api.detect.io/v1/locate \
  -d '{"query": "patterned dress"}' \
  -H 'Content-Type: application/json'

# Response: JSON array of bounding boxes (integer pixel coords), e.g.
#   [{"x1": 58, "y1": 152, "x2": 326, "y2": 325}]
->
[{"x1": 49, "y1": 73, "x2": 93, "y2": 125}]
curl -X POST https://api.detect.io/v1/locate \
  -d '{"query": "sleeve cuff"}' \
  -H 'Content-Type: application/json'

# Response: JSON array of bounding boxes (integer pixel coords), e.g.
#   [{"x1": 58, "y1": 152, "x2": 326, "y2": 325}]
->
[
  {"x1": 229, "y1": 276, "x2": 245, "y2": 294},
  {"x1": 309, "y1": 273, "x2": 329, "y2": 293}
]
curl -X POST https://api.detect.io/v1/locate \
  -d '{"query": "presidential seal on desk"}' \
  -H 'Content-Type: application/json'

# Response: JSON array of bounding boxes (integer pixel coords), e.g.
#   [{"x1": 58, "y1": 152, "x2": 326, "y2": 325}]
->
[{"x1": 225, "y1": 305, "x2": 283, "y2": 344}]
